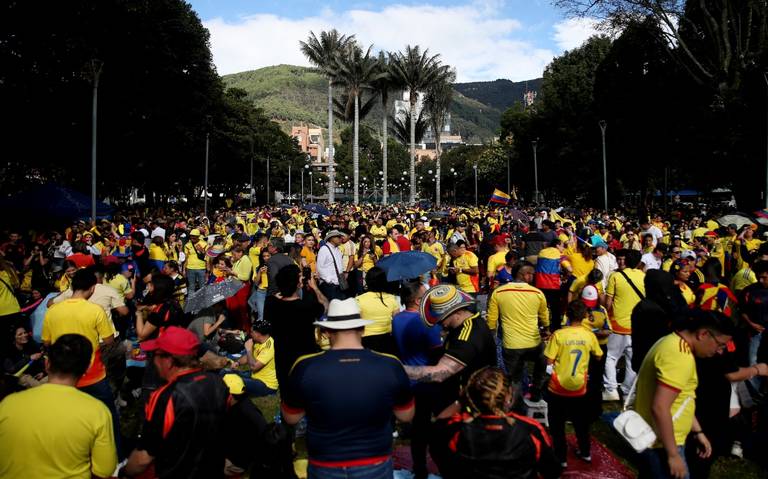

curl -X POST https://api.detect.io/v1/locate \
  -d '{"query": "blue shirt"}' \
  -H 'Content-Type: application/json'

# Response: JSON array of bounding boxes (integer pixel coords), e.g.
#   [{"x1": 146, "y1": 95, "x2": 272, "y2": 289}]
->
[
  {"x1": 495, "y1": 266, "x2": 514, "y2": 285},
  {"x1": 392, "y1": 310, "x2": 443, "y2": 368},
  {"x1": 282, "y1": 349, "x2": 413, "y2": 465}
]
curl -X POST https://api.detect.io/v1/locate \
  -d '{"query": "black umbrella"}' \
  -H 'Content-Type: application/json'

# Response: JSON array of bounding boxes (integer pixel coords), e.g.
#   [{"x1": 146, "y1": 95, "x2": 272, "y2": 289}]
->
[{"x1": 184, "y1": 278, "x2": 244, "y2": 314}]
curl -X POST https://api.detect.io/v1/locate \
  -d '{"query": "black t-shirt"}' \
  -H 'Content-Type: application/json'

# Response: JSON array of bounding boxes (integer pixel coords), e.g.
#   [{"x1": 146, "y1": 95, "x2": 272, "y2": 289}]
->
[
  {"x1": 441, "y1": 314, "x2": 497, "y2": 408},
  {"x1": 282, "y1": 349, "x2": 413, "y2": 464},
  {"x1": 694, "y1": 349, "x2": 739, "y2": 436},
  {"x1": 224, "y1": 398, "x2": 268, "y2": 469},
  {"x1": 140, "y1": 369, "x2": 230, "y2": 478},
  {"x1": 146, "y1": 301, "x2": 187, "y2": 341},
  {"x1": 264, "y1": 293, "x2": 324, "y2": 386}
]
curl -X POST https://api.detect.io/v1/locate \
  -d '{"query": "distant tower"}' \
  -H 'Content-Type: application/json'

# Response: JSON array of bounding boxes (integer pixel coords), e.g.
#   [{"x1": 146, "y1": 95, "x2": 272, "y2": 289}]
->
[{"x1": 523, "y1": 81, "x2": 537, "y2": 107}]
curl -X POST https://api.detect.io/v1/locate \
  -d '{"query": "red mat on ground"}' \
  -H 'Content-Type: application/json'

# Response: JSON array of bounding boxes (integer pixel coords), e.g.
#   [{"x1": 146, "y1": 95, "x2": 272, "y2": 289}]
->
[{"x1": 393, "y1": 434, "x2": 634, "y2": 479}]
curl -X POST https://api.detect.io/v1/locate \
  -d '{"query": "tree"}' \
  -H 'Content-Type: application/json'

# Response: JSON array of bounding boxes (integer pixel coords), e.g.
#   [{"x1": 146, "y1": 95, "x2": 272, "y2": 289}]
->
[
  {"x1": 370, "y1": 51, "x2": 396, "y2": 204},
  {"x1": 390, "y1": 110, "x2": 428, "y2": 146},
  {"x1": 329, "y1": 42, "x2": 380, "y2": 203},
  {"x1": 389, "y1": 45, "x2": 451, "y2": 203},
  {"x1": 299, "y1": 29, "x2": 356, "y2": 203},
  {"x1": 424, "y1": 68, "x2": 456, "y2": 206}
]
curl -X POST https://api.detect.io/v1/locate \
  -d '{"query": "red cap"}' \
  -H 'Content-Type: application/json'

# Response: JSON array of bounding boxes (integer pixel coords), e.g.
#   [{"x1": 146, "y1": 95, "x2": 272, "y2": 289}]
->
[
  {"x1": 140, "y1": 326, "x2": 200, "y2": 356},
  {"x1": 492, "y1": 235, "x2": 507, "y2": 246},
  {"x1": 704, "y1": 231, "x2": 717, "y2": 237}
]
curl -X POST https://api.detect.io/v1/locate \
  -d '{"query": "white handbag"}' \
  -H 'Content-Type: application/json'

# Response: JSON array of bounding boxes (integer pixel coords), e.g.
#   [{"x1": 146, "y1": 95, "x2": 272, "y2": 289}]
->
[{"x1": 612, "y1": 378, "x2": 692, "y2": 453}]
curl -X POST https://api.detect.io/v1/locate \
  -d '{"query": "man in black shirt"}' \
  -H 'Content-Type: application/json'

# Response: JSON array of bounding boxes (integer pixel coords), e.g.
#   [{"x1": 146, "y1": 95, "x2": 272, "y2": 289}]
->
[
  {"x1": 404, "y1": 284, "x2": 497, "y2": 414},
  {"x1": 120, "y1": 327, "x2": 230, "y2": 479}
]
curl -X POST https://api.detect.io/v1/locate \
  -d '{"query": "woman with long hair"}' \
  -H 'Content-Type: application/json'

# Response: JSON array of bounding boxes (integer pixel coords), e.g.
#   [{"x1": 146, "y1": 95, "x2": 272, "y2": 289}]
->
[
  {"x1": 356, "y1": 266, "x2": 400, "y2": 355},
  {"x1": 247, "y1": 249, "x2": 271, "y2": 321},
  {"x1": 670, "y1": 258, "x2": 696, "y2": 306},
  {"x1": 431, "y1": 367, "x2": 561, "y2": 479},
  {"x1": 350, "y1": 235, "x2": 379, "y2": 294}
]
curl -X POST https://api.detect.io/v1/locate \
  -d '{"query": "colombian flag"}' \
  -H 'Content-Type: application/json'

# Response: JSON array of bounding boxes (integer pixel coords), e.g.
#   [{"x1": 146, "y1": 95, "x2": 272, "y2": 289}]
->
[{"x1": 490, "y1": 189, "x2": 511, "y2": 205}]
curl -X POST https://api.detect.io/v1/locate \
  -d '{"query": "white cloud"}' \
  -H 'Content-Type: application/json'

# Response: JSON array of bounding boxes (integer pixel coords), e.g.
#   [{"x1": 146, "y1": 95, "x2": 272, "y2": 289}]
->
[
  {"x1": 202, "y1": 2, "x2": 555, "y2": 82},
  {"x1": 552, "y1": 17, "x2": 600, "y2": 51}
]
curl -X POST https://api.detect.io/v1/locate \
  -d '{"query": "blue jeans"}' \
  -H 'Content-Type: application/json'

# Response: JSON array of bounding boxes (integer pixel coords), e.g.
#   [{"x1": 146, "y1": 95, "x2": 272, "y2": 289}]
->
[
  {"x1": 248, "y1": 288, "x2": 267, "y2": 321},
  {"x1": 750, "y1": 332, "x2": 764, "y2": 390},
  {"x1": 308, "y1": 457, "x2": 393, "y2": 479},
  {"x1": 187, "y1": 269, "x2": 206, "y2": 293},
  {"x1": 80, "y1": 378, "x2": 123, "y2": 459},
  {"x1": 640, "y1": 446, "x2": 688, "y2": 479}
]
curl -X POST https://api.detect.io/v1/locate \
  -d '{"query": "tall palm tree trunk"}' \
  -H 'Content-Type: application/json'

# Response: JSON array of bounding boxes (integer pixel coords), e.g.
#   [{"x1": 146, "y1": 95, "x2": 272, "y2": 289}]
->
[
  {"x1": 435, "y1": 130, "x2": 442, "y2": 207},
  {"x1": 328, "y1": 80, "x2": 335, "y2": 203},
  {"x1": 409, "y1": 97, "x2": 417, "y2": 204},
  {"x1": 382, "y1": 114, "x2": 388, "y2": 205},
  {"x1": 353, "y1": 93, "x2": 360, "y2": 204}
]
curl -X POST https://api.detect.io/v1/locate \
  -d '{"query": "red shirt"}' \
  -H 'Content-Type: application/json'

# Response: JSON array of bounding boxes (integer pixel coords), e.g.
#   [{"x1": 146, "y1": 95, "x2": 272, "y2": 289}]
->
[{"x1": 66, "y1": 252, "x2": 96, "y2": 269}]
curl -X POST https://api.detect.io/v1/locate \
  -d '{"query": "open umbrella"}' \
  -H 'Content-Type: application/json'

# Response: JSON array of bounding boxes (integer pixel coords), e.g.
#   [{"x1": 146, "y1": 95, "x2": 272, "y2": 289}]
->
[
  {"x1": 376, "y1": 251, "x2": 437, "y2": 282},
  {"x1": 716, "y1": 214, "x2": 754, "y2": 229},
  {"x1": 304, "y1": 203, "x2": 332, "y2": 216},
  {"x1": 184, "y1": 278, "x2": 244, "y2": 314},
  {"x1": 755, "y1": 209, "x2": 768, "y2": 226},
  {"x1": 507, "y1": 208, "x2": 529, "y2": 222}
]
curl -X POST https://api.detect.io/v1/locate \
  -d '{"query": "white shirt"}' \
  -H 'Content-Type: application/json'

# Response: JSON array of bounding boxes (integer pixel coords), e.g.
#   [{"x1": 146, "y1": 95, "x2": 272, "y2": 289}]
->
[
  {"x1": 640, "y1": 252, "x2": 661, "y2": 271},
  {"x1": 151, "y1": 227, "x2": 166, "y2": 240},
  {"x1": 316, "y1": 243, "x2": 343, "y2": 285},
  {"x1": 595, "y1": 252, "x2": 618, "y2": 290},
  {"x1": 54, "y1": 241, "x2": 72, "y2": 259},
  {"x1": 640, "y1": 225, "x2": 663, "y2": 246}
]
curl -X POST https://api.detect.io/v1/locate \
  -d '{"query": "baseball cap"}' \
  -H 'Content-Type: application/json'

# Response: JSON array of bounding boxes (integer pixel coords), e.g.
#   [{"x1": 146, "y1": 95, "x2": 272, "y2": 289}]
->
[
  {"x1": 581, "y1": 285, "x2": 599, "y2": 309},
  {"x1": 140, "y1": 326, "x2": 200, "y2": 356},
  {"x1": 222, "y1": 374, "x2": 246, "y2": 395}
]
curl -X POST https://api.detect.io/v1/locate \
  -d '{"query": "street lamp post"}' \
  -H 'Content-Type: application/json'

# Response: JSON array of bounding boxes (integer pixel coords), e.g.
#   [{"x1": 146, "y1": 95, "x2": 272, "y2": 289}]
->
[
  {"x1": 309, "y1": 171, "x2": 313, "y2": 199},
  {"x1": 599, "y1": 120, "x2": 608, "y2": 211},
  {"x1": 89, "y1": 59, "x2": 103, "y2": 224},
  {"x1": 288, "y1": 160, "x2": 292, "y2": 202},
  {"x1": 204, "y1": 131, "x2": 209, "y2": 218},
  {"x1": 473, "y1": 164, "x2": 478, "y2": 206},
  {"x1": 266, "y1": 156, "x2": 270, "y2": 205},
  {"x1": 532, "y1": 139, "x2": 539, "y2": 203}
]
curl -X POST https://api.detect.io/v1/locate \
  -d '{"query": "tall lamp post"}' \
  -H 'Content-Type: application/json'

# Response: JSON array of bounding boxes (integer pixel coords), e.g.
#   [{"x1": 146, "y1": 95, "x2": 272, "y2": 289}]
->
[
  {"x1": 599, "y1": 120, "x2": 608, "y2": 211},
  {"x1": 266, "y1": 156, "x2": 270, "y2": 205},
  {"x1": 89, "y1": 59, "x2": 103, "y2": 224},
  {"x1": 304, "y1": 161, "x2": 310, "y2": 202},
  {"x1": 288, "y1": 160, "x2": 292, "y2": 202},
  {"x1": 473, "y1": 164, "x2": 478, "y2": 206},
  {"x1": 308, "y1": 171, "x2": 313, "y2": 199},
  {"x1": 203, "y1": 131, "x2": 210, "y2": 218},
  {"x1": 532, "y1": 139, "x2": 539, "y2": 203}
]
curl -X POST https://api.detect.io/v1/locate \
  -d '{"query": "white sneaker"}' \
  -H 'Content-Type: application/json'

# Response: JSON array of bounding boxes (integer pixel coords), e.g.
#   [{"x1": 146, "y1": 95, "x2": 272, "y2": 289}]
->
[
  {"x1": 602, "y1": 390, "x2": 620, "y2": 401},
  {"x1": 731, "y1": 441, "x2": 743, "y2": 458}
]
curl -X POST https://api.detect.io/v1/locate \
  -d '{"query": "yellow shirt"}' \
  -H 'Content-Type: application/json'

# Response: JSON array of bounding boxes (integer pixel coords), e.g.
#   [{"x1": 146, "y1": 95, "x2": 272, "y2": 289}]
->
[
  {"x1": 251, "y1": 337, "x2": 278, "y2": 390},
  {"x1": 301, "y1": 246, "x2": 317, "y2": 273},
  {"x1": 487, "y1": 250, "x2": 508, "y2": 280},
  {"x1": 730, "y1": 267, "x2": 756, "y2": 293},
  {"x1": 0, "y1": 270, "x2": 20, "y2": 316},
  {"x1": 569, "y1": 275, "x2": 605, "y2": 297},
  {"x1": 734, "y1": 239, "x2": 763, "y2": 270},
  {"x1": 0, "y1": 384, "x2": 117, "y2": 479},
  {"x1": 356, "y1": 291, "x2": 400, "y2": 336},
  {"x1": 423, "y1": 242, "x2": 445, "y2": 270},
  {"x1": 42, "y1": 299, "x2": 115, "y2": 387},
  {"x1": 565, "y1": 249, "x2": 594, "y2": 278},
  {"x1": 357, "y1": 245, "x2": 381, "y2": 273},
  {"x1": 454, "y1": 251, "x2": 479, "y2": 293},
  {"x1": 232, "y1": 255, "x2": 253, "y2": 282},
  {"x1": 148, "y1": 243, "x2": 167, "y2": 261},
  {"x1": 544, "y1": 325, "x2": 602, "y2": 396},
  {"x1": 679, "y1": 283, "x2": 695, "y2": 306},
  {"x1": 487, "y1": 282, "x2": 548, "y2": 349},
  {"x1": 370, "y1": 225, "x2": 387, "y2": 241},
  {"x1": 635, "y1": 333, "x2": 697, "y2": 447},
  {"x1": 184, "y1": 239, "x2": 208, "y2": 270},
  {"x1": 582, "y1": 306, "x2": 611, "y2": 346},
  {"x1": 106, "y1": 274, "x2": 132, "y2": 300},
  {"x1": 606, "y1": 268, "x2": 646, "y2": 334}
]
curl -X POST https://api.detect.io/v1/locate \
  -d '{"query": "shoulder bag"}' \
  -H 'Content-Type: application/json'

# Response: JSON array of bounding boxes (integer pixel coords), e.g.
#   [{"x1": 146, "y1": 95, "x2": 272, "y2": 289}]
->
[{"x1": 324, "y1": 244, "x2": 348, "y2": 291}]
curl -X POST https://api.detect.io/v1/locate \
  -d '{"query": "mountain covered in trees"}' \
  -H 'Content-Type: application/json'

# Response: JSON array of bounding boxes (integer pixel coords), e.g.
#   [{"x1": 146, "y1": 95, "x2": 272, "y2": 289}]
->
[{"x1": 222, "y1": 65, "x2": 541, "y2": 143}]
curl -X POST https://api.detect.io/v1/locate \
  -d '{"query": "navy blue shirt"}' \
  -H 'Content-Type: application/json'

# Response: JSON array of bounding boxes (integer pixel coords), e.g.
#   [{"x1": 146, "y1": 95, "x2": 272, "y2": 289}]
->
[
  {"x1": 282, "y1": 349, "x2": 413, "y2": 465},
  {"x1": 392, "y1": 310, "x2": 443, "y2": 368}
]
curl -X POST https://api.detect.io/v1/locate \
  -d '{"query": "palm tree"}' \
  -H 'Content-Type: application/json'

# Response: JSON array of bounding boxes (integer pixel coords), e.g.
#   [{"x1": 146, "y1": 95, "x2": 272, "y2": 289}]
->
[
  {"x1": 369, "y1": 52, "x2": 395, "y2": 204},
  {"x1": 329, "y1": 42, "x2": 380, "y2": 203},
  {"x1": 389, "y1": 45, "x2": 445, "y2": 203},
  {"x1": 299, "y1": 29, "x2": 355, "y2": 203},
  {"x1": 390, "y1": 109, "x2": 428, "y2": 146},
  {"x1": 424, "y1": 67, "x2": 456, "y2": 207}
]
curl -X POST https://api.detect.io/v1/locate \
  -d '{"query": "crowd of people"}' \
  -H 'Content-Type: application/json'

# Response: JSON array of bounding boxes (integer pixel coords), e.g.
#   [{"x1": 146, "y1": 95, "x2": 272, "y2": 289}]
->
[{"x1": 0, "y1": 202, "x2": 767, "y2": 479}]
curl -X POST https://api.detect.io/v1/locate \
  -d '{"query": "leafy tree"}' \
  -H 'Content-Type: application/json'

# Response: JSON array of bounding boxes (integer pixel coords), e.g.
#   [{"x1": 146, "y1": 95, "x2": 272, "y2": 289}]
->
[
  {"x1": 390, "y1": 110, "x2": 428, "y2": 146},
  {"x1": 299, "y1": 29, "x2": 356, "y2": 203},
  {"x1": 424, "y1": 68, "x2": 456, "y2": 206},
  {"x1": 370, "y1": 51, "x2": 397, "y2": 204},
  {"x1": 389, "y1": 45, "x2": 452, "y2": 203},
  {"x1": 329, "y1": 42, "x2": 381, "y2": 203}
]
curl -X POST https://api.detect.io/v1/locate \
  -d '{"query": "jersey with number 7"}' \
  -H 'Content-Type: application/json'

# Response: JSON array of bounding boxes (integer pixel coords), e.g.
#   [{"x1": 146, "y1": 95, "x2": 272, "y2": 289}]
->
[{"x1": 544, "y1": 326, "x2": 603, "y2": 397}]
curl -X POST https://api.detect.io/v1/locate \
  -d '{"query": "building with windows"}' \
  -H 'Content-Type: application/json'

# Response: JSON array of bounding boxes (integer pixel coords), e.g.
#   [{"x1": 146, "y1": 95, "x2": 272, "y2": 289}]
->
[{"x1": 291, "y1": 124, "x2": 326, "y2": 170}]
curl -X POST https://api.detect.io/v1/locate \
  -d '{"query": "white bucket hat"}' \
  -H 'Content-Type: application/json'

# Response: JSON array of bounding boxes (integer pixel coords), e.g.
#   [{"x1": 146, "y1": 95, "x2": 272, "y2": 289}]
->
[{"x1": 314, "y1": 298, "x2": 374, "y2": 330}]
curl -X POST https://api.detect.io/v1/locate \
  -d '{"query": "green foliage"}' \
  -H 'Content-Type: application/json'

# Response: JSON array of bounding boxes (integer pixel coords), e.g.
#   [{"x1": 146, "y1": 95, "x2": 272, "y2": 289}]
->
[{"x1": 454, "y1": 78, "x2": 543, "y2": 111}]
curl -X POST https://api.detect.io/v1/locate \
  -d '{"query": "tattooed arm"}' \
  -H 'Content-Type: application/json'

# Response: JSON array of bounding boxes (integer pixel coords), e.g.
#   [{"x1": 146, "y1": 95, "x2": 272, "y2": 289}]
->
[{"x1": 404, "y1": 355, "x2": 465, "y2": 383}]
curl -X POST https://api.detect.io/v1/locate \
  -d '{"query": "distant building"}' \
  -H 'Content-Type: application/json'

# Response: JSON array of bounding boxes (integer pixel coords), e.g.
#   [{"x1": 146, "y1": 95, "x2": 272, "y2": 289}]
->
[
  {"x1": 523, "y1": 89, "x2": 537, "y2": 108},
  {"x1": 291, "y1": 124, "x2": 326, "y2": 170},
  {"x1": 394, "y1": 90, "x2": 458, "y2": 161}
]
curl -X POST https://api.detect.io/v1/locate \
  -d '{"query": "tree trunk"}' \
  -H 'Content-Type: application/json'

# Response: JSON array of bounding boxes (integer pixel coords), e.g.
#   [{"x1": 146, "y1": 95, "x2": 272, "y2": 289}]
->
[
  {"x1": 409, "y1": 94, "x2": 417, "y2": 204},
  {"x1": 382, "y1": 108, "x2": 388, "y2": 205},
  {"x1": 353, "y1": 93, "x2": 360, "y2": 204},
  {"x1": 435, "y1": 130, "x2": 442, "y2": 207},
  {"x1": 328, "y1": 80, "x2": 335, "y2": 203}
]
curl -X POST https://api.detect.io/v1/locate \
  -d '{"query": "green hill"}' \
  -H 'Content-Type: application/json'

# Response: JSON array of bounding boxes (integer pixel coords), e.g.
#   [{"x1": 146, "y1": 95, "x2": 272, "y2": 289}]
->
[
  {"x1": 222, "y1": 65, "x2": 540, "y2": 143},
  {"x1": 454, "y1": 78, "x2": 543, "y2": 112}
]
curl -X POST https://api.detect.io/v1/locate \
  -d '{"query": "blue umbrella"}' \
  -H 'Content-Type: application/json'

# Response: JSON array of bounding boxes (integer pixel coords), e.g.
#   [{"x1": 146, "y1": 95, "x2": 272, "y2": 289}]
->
[
  {"x1": 376, "y1": 251, "x2": 437, "y2": 281},
  {"x1": 304, "y1": 203, "x2": 332, "y2": 216}
]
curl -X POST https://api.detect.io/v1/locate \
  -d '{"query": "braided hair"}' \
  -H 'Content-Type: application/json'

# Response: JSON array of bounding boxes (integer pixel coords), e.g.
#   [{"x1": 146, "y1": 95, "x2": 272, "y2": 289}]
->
[{"x1": 462, "y1": 367, "x2": 515, "y2": 425}]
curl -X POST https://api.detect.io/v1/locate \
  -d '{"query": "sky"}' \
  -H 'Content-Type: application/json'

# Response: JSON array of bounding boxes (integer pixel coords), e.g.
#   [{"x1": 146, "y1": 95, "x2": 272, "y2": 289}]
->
[{"x1": 188, "y1": 0, "x2": 599, "y2": 83}]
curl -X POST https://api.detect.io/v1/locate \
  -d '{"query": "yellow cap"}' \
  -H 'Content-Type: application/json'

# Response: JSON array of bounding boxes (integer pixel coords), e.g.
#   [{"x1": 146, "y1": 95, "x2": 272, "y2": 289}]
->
[
  {"x1": 222, "y1": 374, "x2": 245, "y2": 395},
  {"x1": 190, "y1": 229, "x2": 201, "y2": 236}
]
